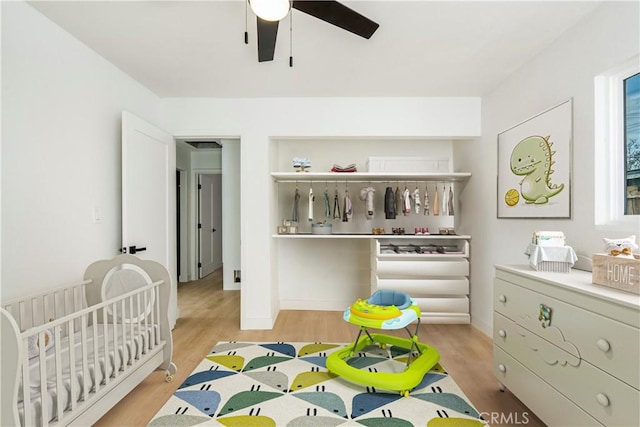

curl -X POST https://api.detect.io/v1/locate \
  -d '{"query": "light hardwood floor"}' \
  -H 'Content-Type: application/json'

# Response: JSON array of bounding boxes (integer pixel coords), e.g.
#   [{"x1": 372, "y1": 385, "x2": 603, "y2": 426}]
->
[{"x1": 95, "y1": 269, "x2": 543, "y2": 427}]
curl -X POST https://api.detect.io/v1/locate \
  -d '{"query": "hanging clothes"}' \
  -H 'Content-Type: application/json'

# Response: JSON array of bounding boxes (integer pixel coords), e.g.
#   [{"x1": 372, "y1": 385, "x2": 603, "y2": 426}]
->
[
  {"x1": 333, "y1": 188, "x2": 341, "y2": 219},
  {"x1": 384, "y1": 186, "x2": 396, "y2": 219},
  {"x1": 433, "y1": 185, "x2": 439, "y2": 216},
  {"x1": 448, "y1": 185, "x2": 455, "y2": 216},
  {"x1": 323, "y1": 189, "x2": 331, "y2": 218},
  {"x1": 292, "y1": 187, "x2": 300, "y2": 222},
  {"x1": 412, "y1": 187, "x2": 421, "y2": 214},
  {"x1": 360, "y1": 187, "x2": 376, "y2": 220},
  {"x1": 442, "y1": 183, "x2": 448, "y2": 216},
  {"x1": 308, "y1": 187, "x2": 315, "y2": 221},
  {"x1": 342, "y1": 188, "x2": 353, "y2": 222},
  {"x1": 394, "y1": 186, "x2": 401, "y2": 217},
  {"x1": 402, "y1": 187, "x2": 411, "y2": 216},
  {"x1": 423, "y1": 185, "x2": 430, "y2": 216}
]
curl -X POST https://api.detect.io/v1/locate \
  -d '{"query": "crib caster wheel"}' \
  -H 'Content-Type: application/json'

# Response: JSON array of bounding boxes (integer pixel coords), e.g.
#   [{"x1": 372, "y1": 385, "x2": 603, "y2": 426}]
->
[{"x1": 165, "y1": 362, "x2": 177, "y2": 383}]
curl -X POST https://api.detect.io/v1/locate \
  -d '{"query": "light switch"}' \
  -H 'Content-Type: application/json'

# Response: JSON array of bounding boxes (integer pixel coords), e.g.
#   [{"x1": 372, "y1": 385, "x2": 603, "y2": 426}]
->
[{"x1": 92, "y1": 207, "x2": 102, "y2": 224}]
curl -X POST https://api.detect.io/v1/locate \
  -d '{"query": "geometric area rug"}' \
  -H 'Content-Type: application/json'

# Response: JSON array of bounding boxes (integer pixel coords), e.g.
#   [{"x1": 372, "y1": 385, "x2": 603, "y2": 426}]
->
[{"x1": 148, "y1": 342, "x2": 488, "y2": 426}]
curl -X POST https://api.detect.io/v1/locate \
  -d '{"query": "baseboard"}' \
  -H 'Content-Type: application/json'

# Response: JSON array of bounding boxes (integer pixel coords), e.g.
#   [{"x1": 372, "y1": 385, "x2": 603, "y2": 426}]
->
[{"x1": 279, "y1": 299, "x2": 349, "y2": 311}]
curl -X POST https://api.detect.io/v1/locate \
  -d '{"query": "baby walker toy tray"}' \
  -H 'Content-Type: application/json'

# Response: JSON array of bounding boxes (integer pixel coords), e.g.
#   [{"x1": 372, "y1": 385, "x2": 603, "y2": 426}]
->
[{"x1": 326, "y1": 290, "x2": 440, "y2": 396}]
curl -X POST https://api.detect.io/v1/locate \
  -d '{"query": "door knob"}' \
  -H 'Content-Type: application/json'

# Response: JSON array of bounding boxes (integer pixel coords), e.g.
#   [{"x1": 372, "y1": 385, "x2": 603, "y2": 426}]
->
[{"x1": 129, "y1": 245, "x2": 147, "y2": 255}]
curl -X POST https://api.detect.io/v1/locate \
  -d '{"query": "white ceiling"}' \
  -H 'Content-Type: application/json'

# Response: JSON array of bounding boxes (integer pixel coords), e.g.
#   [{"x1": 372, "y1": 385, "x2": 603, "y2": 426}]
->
[{"x1": 28, "y1": 0, "x2": 602, "y2": 98}]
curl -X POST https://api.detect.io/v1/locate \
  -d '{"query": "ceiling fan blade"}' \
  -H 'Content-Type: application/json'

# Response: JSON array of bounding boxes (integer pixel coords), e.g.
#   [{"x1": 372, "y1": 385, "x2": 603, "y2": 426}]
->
[
  {"x1": 292, "y1": 0, "x2": 379, "y2": 39},
  {"x1": 257, "y1": 17, "x2": 279, "y2": 62}
]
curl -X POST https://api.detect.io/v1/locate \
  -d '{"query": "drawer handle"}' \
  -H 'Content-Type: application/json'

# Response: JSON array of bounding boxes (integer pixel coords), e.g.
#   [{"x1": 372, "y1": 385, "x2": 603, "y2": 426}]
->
[
  {"x1": 498, "y1": 329, "x2": 507, "y2": 338},
  {"x1": 596, "y1": 339, "x2": 611, "y2": 352},
  {"x1": 498, "y1": 295, "x2": 507, "y2": 303},
  {"x1": 498, "y1": 364, "x2": 507, "y2": 373},
  {"x1": 596, "y1": 393, "x2": 610, "y2": 407}
]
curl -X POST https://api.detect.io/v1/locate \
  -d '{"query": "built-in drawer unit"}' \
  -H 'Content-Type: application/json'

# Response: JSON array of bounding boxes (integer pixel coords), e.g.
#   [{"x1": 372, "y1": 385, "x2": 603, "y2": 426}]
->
[
  {"x1": 493, "y1": 265, "x2": 640, "y2": 427},
  {"x1": 371, "y1": 237, "x2": 470, "y2": 324}
]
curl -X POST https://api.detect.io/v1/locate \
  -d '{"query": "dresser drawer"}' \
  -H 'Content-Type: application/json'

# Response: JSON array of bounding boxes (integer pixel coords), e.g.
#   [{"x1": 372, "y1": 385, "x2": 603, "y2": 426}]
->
[
  {"x1": 495, "y1": 277, "x2": 640, "y2": 389},
  {"x1": 494, "y1": 346, "x2": 601, "y2": 427},
  {"x1": 494, "y1": 312, "x2": 640, "y2": 427},
  {"x1": 375, "y1": 258, "x2": 468, "y2": 277},
  {"x1": 372, "y1": 274, "x2": 469, "y2": 295},
  {"x1": 414, "y1": 296, "x2": 468, "y2": 314}
]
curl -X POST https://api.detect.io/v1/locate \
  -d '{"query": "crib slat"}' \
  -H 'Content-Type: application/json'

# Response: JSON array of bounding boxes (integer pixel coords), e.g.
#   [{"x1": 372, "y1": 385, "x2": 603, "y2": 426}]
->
[
  {"x1": 92, "y1": 310, "x2": 100, "y2": 394},
  {"x1": 111, "y1": 302, "x2": 119, "y2": 379},
  {"x1": 142, "y1": 291, "x2": 149, "y2": 353},
  {"x1": 80, "y1": 314, "x2": 89, "y2": 404},
  {"x1": 22, "y1": 337, "x2": 32, "y2": 426},
  {"x1": 38, "y1": 331, "x2": 49, "y2": 427},
  {"x1": 102, "y1": 308, "x2": 110, "y2": 386},
  {"x1": 68, "y1": 319, "x2": 77, "y2": 412},
  {"x1": 154, "y1": 286, "x2": 161, "y2": 345},
  {"x1": 128, "y1": 296, "x2": 134, "y2": 360},
  {"x1": 54, "y1": 324, "x2": 64, "y2": 423}
]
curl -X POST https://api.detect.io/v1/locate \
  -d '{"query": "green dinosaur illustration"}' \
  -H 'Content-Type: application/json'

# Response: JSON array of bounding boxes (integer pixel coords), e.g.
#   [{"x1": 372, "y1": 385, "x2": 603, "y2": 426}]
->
[{"x1": 509, "y1": 135, "x2": 564, "y2": 204}]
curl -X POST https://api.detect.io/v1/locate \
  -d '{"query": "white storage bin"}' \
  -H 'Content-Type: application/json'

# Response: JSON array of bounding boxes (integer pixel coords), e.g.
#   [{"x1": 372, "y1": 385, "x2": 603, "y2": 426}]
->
[{"x1": 367, "y1": 157, "x2": 450, "y2": 173}]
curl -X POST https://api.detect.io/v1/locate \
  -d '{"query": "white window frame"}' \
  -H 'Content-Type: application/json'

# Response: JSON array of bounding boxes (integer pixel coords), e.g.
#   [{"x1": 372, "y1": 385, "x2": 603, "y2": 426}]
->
[{"x1": 594, "y1": 55, "x2": 640, "y2": 233}]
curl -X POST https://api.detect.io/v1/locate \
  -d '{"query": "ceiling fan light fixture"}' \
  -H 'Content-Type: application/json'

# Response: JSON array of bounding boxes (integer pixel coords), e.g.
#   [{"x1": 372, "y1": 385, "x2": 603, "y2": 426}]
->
[{"x1": 250, "y1": 0, "x2": 291, "y2": 21}]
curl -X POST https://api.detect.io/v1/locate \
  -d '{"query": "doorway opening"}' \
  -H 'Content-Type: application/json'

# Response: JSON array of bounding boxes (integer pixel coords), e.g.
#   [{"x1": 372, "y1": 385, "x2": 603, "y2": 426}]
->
[{"x1": 175, "y1": 138, "x2": 241, "y2": 290}]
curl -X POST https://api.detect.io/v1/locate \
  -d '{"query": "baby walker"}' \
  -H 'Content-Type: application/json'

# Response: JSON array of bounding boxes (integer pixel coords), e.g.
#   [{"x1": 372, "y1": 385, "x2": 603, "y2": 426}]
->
[{"x1": 326, "y1": 289, "x2": 440, "y2": 397}]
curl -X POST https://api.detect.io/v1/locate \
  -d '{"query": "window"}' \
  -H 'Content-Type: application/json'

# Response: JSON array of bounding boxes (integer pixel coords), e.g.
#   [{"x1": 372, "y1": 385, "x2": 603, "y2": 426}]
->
[
  {"x1": 594, "y1": 55, "x2": 640, "y2": 232},
  {"x1": 624, "y1": 72, "x2": 640, "y2": 214}
]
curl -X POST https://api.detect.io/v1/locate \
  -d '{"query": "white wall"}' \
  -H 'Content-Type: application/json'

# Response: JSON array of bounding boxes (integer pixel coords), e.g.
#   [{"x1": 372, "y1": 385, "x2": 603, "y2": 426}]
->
[
  {"x1": 456, "y1": 1, "x2": 640, "y2": 335},
  {"x1": 1, "y1": 1, "x2": 160, "y2": 299},
  {"x1": 221, "y1": 139, "x2": 241, "y2": 291},
  {"x1": 160, "y1": 97, "x2": 481, "y2": 329}
]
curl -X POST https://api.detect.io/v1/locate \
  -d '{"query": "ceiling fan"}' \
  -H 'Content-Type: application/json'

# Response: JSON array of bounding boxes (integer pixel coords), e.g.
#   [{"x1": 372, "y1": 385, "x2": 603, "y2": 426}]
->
[{"x1": 246, "y1": 0, "x2": 379, "y2": 63}]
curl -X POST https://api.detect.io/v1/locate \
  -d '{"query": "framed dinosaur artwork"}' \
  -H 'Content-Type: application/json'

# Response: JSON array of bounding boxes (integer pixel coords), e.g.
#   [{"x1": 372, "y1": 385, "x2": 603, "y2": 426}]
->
[{"x1": 497, "y1": 99, "x2": 573, "y2": 218}]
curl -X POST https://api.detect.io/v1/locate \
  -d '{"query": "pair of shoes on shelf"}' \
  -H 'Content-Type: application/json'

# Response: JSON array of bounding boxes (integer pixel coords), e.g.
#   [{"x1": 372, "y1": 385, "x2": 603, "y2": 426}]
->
[
  {"x1": 414, "y1": 227, "x2": 430, "y2": 235},
  {"x1": 391, "y1": 227, "x2": 406, "y2": 235}
]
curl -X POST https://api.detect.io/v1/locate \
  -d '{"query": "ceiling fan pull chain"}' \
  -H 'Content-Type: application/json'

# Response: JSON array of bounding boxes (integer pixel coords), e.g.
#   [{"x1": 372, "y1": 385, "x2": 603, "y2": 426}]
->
[{"x1": 289, "y1": 9, "x2": 293, "y2": 67}]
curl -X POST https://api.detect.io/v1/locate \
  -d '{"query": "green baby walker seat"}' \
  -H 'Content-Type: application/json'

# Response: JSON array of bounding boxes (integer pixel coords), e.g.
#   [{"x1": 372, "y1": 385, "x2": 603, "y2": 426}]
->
[{"x1": 326, "y1": 289, "x2": 440, "y2": 397}]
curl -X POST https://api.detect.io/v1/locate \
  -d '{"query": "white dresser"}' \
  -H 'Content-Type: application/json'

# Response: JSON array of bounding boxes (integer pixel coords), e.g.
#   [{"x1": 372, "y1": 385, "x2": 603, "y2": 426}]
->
[{"x1": 493, "y1": 265, "x2": 640, "y2": 427}]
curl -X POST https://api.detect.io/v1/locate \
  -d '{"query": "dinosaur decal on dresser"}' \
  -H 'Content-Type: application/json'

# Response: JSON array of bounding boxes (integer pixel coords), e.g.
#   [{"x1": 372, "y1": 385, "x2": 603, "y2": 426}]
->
[{"x1": 509, "y1": 135, "x2": 564, "y2": 205}]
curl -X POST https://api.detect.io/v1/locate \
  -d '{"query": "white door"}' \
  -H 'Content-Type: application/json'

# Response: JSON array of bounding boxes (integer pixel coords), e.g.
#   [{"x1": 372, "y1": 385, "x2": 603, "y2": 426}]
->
[
  {"x1": 122, "y1": 111, "x2": 177, "y2": 328},
  {"x1": 198, "y1": 173, "x2": 222, "y2": 278}
]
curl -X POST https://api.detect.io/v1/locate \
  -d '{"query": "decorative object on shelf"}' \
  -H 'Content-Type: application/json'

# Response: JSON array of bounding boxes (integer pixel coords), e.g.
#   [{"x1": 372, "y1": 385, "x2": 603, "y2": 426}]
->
[
  {"x1": 359, "y1": 186, "x2": 375, "y2": 219},
  {"x1": 311, "y1": 221, "x2": 333, "y2": 235},
  {"x1": 331, "y1": 163, "x2": 357, "y2": 173},
  {"x1": 498, "y1": 98, "x2": 572, "y2": 218},
  {"x1": 292, "y1": 157, "x2": 312, "y2": 172},
  {"x1": 603, "y1": 235, "x2": 638, "y2": 258},
  {"x1": 278, "y1": 219, "x2": 299, "y2": 235},
  {"x1": 525, "y1": 243, "x2": 577, "y2": 273}
]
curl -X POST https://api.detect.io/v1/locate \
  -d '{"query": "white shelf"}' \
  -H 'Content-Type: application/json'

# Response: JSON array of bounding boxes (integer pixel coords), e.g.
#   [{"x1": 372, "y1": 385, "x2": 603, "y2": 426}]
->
[
  {"x1": 273, "y1": 233, "x2": 471, "y2": 239},
  {"x1": 271, "y1": 172, "x2": 471, "y2": 183}
]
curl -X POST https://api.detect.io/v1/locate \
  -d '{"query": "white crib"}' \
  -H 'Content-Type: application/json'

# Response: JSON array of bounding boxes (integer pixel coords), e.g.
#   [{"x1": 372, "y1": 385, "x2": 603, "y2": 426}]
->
[{"x1": 1, "y1": 255, "x2": 177, "y2": 427}]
